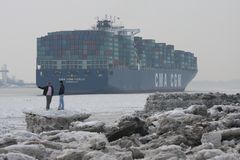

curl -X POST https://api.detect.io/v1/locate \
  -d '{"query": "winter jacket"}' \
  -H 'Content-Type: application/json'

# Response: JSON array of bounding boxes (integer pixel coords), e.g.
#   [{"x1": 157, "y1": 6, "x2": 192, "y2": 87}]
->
[
  {"x1": 38, "y1": 85, "x2": 54, "y2": 96},
  {"x1": 58, "y1": 84, "x2": 65, "y2": 95}
]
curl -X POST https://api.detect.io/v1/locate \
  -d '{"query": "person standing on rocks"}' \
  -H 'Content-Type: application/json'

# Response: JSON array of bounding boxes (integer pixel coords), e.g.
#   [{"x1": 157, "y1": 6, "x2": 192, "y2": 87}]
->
[
  {"x1": 38, "y1": 82, "x2": 54, "y2": 110},
  {"x1": 58, "y1": 80, "x2": 65, "y2": 110}
]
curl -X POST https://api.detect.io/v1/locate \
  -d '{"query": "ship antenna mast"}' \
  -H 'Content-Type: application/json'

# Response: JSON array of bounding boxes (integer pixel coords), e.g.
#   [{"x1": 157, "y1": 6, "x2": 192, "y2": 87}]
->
[{"x1": 94, "y1": 15, "x2": 140, "y2": 36}]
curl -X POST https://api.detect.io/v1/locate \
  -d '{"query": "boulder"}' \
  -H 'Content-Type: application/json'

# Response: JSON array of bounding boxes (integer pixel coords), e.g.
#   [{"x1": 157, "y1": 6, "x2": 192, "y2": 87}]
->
[
  {"x1": 0, "y1": 136, "x2": 17, "y2": 148},
  {"x1": 70, "y1": 121, "x2": 105, "y2": 133},
  {"x1": 157, "y1": 116, "x2": 183, "y2": 135},
  {"x1": 190, "y1": 143, "x2": 214, "y2": 153},
  {"x1": 0, "y1": 152, "x2": 37, "y2": 160},
  {"x1": 56, "y1": 149, "x2": 86, "y2": 160},
  {"x1": 83, "y1": 150, "x2": 133, "y2": 160},
  {"x1": 24, "y1": 140, "x2": 63, "y2": 150},
  {"x1": 82, "y1": 151, "x2": 115, "y2": 160},
  {"x1": 222, "y1": 140, "x2": 235, "y2": 148},
  {"x1": 106, "y1": 116, "x2": 148, "y2": 142},
  {"x1": 39, "y1": 130, "x2": 69, "y2": 139},
  {"x1": 110, "y1": 136, "x2": 141, "y2": 149},
  {"x1": 164, "y1": 135, "x2": 188, "y2": 146},
  {"x1": 4, "y1": 144, "x2": 48, "y2": 160},
  {"x1": 24, "y1": 110, "x2": 91, "y2": 133},
  {"x1": 221, "y1": 128, "x2": 240, "y2": 141},
  {"x1": 139, "y1": 134, "x2": 158, "y2": 144},
  {"x1": 201, "y1": 132, "x2": 222, "y2": 148},
  {"x1": 194, "y1": 149, "x2": 225, "y2": 160},
  {"x1": 10, "y1": 131, "x2": 40, "y2": 143},
  {"x1": 221, "y1": 113, "x2": 240, "y2": 128},
  {"x1": 56, "y1": 131, "x2": 108, "y2": 150},
  {"x1": 128, "y1": 147, "x2": 145, "y2": 159},
  {"x1": 210, "y1": 154, "x2": 240, "y2": 160},
  {"x1": 144, "y1": 93, "x2": 240, "y2": 113},
  {"x1": 144, "y1": 145, "x2": 186, "y2": 160},
  {"x1": 184, "y1": 105, "x2": 208, "y2": 116}
]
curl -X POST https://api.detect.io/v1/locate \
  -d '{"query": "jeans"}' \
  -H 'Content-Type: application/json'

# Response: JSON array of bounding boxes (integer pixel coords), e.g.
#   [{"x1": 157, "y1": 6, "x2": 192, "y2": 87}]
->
[
  {"x1": 46, "y1": 96, "x2": 52, "y2": 110},
  {"x1": 58, "y1": 95, "x2": 64, "y2": 110}
]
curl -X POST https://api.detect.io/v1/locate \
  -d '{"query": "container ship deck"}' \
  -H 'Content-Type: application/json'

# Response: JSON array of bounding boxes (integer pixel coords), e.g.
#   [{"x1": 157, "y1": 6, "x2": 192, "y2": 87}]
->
[{"x1": 36, "y1": 17, "x2": 198, "y2": 94}]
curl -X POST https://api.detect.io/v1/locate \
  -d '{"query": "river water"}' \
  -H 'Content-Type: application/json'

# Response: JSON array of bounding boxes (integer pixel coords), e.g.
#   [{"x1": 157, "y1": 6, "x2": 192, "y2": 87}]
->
[{"x1": 0, "y1": 86, "x2": 239, "y2": 134}]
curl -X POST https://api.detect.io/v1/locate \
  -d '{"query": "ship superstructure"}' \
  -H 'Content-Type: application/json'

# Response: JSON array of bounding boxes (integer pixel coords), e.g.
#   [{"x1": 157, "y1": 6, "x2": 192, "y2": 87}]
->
[{"x1": 36, "y1": 17, "x2": 197, "y2": 94}]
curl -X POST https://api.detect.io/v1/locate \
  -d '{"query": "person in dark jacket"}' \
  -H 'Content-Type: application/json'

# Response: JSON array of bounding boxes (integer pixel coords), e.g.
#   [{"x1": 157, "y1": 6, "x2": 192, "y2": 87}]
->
[
  {"x1": 58, "y1": 81, "x2": 65, "y2": 110},
  {"x1": 38, "y1": 82, "x2": 54, "y2": 110}
]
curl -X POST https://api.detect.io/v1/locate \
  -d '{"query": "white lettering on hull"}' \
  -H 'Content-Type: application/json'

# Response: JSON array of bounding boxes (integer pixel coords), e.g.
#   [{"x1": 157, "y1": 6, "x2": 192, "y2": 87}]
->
[{"x1": 155, "y1": 73, "x2": 182, "y2": 88}]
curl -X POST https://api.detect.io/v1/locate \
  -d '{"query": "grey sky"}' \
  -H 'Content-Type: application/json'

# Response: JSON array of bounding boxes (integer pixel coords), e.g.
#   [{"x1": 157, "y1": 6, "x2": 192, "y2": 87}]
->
[{"x1": 0, "y1": 0, "x2": 239, "y2": 82}]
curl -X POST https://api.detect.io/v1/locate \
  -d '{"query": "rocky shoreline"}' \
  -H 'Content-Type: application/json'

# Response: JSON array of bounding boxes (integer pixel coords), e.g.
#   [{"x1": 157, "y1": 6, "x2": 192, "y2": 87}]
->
[{"x1": 1, "y1": 92, "x2": 240, "y2": 159}]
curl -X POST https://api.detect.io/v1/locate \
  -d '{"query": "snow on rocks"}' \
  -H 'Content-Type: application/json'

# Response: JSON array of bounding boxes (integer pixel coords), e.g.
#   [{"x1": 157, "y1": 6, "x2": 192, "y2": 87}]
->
[
  {"x1": 82, "y1": 149, "x2": 133, "y2": 160},
  {"x1": 145, "y1": 92, "x2": 240, "y2": 113},
  {"x1": 144, "y1": 145, "x2": 187, "y2": 160},
  {"x1": 0, "y1": 152, "x2": 37, "y2": 160},
  {"x1": 194, "y1": 149, "x2": 225, "y2": 160},
  {"x1": 128, "y1": 147, "x2": 145, "y2": 159},
  {"x1": 55, "y1": 149, "x2": 86, "y2": 160},
  {"x1": 3, "y1": 144, "x2": 47, "y2": 160},
  {"x1": 1, "y1": 92, "x2": 240, "y2": 159},
  {"x1": 0, "y1": 136, "x2": 17, "y2": 148},
  {"x1": 70, "y1": 120, "x2": 105, "y2": 133},
  {"x1": 105, "y1": 115, "x2": 148, "y2": 142},
  {"x1": 184, "y1": 104, "x2": 208, "y2": 116},
  {"x1": 24, "y1": 110, "x2": 91, "y2": 133},
  {"x1": 201, "y1": 132, "x2": 222, "y2": 148},
  {"x1": 56, "y1": 131, "x2": 108, "y2": 150}
]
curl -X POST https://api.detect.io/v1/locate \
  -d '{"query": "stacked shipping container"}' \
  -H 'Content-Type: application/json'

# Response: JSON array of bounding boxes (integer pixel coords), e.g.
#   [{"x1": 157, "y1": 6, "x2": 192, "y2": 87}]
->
[
  {"x1": 37, "y1": 30, "x2": 197, "y2": 71},
  {"x1": 133, "y1": 37, "x2": 197, "y2": 70}
]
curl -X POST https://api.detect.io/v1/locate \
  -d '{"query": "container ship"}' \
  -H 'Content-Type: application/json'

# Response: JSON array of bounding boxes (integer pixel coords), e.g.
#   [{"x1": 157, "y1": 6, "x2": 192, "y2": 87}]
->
[{"x1": 36, "y1": 17, "x2": 198, "y2": 94}]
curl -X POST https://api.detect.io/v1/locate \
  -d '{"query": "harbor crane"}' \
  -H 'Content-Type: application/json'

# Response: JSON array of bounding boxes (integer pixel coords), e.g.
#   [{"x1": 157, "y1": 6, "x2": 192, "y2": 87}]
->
[{"x1": 0, "y1": 64, "x2": 8, "y2": 84}]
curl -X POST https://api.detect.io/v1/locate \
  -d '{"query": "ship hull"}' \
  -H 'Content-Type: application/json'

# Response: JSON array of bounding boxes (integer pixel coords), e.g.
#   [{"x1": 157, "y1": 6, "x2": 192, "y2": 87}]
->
[{"x1": 36, "y1": 68, "x2": 197, "y2": 94}]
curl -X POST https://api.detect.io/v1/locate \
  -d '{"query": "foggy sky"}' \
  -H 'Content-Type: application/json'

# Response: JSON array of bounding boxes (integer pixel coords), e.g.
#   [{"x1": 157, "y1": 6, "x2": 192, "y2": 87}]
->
[{"x1": 0, "y1": 0, "x2": 239, "y2": 83}]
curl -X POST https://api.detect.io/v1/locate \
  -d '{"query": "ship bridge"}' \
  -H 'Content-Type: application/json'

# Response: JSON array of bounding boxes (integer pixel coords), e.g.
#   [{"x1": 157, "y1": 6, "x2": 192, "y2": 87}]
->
[{"x1": 92, "y1": 16, "x2": 140, "y2": 37}]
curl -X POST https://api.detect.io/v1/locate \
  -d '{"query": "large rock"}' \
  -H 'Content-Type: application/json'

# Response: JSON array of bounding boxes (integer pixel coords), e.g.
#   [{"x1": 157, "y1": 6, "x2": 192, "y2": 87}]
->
[
  {"x1": 155, "y1": 112, "x2": 205, "y2": 146},
  {"x1": 70, "y1": 121, "x2": 105, "y2": 133},
  {"x1": 190, "y1": 143, "x2": 214, "y2": 153},
  {"x1": 83, "y1": 150, "x2": 133, "y2": 160},
  {"x1": 194, "y1": 149, "x2": 225, "y2": 160},
  {"x1": 157, "y1": 116, "x2": 183, "y2": 135},
  {"x1": 145, "y1": 93, "x2": 240, "y2": 113},
  {"x1": 24, "y1": 110, "x2": 91, "y2": 133},
  {"x1": 139, "y1": 134, "x2": 158, "y2": 144},
  {"x1": 56, "y1": 149, "x2": 86, "y2": 160},
  {"x1": 144, "y1": 145, "x2": 186, "y2": 160},
  {"x1": 110, "y1": 136, "x2": 141, "y2": 149},
  {"x1": 0, "y1": 152, "x2": 37, "y2": 160},
  {"x1": 210, "y1": 154, "x2": 240, "y2": 160},
  {"x1": 128, "y1": 147, "x2": 145, "y2": 159},
  {"x1": 184, "y1": 105, "x2": 208, "y2": 116},
  {"x1": 0, "y1": 136, "x2": 17, "y2": 148},
  {"x1": 201, "y1": 132, "x2": 222, "y2": 148},
  {"x1": 24, "y1": 140, "x2": 63, "y2": 150},
  {"x1": 105, "y1": 116, "x2": 148, "y2": 142},
  {"x1": 3, "y1": 92, "x2": 239, "y2": 160},
  {"x1": 10, "y1": 131, "x2": 40, "y2": 143},
  {"x1": 55, "y1": 131, "x2": 108, "y2": 150},
  {"x1": 220, "y1": 128, "x2": 240, "y2": 140},
  {"x1": 4, "y1": 144, "x2": 48, "y2": 160}
]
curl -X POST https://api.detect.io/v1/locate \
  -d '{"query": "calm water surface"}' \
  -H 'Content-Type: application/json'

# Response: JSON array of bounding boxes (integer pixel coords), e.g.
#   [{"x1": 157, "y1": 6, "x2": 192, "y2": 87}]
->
[{"x1": 0, "y1": 87, "x2": 239, "y2": 134}]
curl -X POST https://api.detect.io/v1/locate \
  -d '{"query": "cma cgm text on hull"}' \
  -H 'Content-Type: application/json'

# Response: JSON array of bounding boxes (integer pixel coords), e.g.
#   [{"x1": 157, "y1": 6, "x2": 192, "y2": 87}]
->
[{"x1": 36, "y1": 17, "x2": 198, "y2": 94}]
